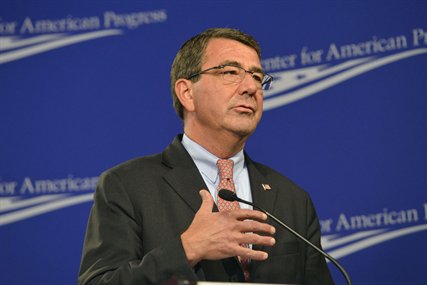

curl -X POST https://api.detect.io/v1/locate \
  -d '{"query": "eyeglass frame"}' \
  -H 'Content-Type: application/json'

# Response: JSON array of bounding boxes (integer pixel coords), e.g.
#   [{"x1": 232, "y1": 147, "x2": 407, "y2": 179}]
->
[{"x1": 186, "y1": 64, "x2": 273, "y2": 90}]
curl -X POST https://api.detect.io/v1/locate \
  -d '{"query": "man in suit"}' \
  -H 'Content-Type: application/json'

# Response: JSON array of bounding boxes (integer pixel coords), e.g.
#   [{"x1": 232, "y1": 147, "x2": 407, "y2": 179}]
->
[{"x1": 79, "y1": 28, "x2": 334, "y2": 285}]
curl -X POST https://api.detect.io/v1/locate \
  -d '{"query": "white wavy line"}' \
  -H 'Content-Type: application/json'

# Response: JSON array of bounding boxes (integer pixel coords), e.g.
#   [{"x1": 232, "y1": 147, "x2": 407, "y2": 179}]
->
[
  {"x1": 264, "y1": 57, "x2": 371, "y2": 98},
  {"x1": 0, "y1": 194, "x2": 66, "y2": 213},
  {"x1": 327, "y1": 223, "x2": 427, "y2": 260},
  {"x1": 264, "y1": 66, "x2": 327, "y2": 98},
  {"x1": 0, "y1": 34, "x2": 65, "y2": 51},
  {"x1": 322, "y1": 229, "x2": 386, "y2": 250},
  {"x1": 0, "y1": 29, "x2": 123, "y2": 64},
  {"x1": 0, "y1": 193, "x2": 93, "y2": 226},
  {"x1": 263, "y1": 48, "x2": 427, "y2": 110}
]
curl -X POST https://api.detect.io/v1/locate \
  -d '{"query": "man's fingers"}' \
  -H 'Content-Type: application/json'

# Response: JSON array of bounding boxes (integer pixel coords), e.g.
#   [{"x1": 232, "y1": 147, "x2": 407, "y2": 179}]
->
[
  {"x1": 239, "y1": 233, "x2": 276, "y2": 247},
  {"x1": 234, "y1": 246, "x2": 269, "y2": 261},
  {"x1": 226, "y1": 208, "x2": 268, "y2": 222},
  {"x1": 239, "y1": 219, "x2": 276, "y2": 235},
  {"x1": 220, "y1": 210, "x2": 275, "y2": 235},
  {"x1": 198, "y1": 189, "x2": 214, "y2": 213}
]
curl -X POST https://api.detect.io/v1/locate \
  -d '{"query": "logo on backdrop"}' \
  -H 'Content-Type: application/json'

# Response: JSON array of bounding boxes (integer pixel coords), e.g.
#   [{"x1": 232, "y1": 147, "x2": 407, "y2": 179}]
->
[
  {"x1": 262, "y1": 28, "x2": 427, "y2": 111},
  {"x1": 0, "y1": 9, "x2": 167, "y2": 64},
  {"x1": 319, "y1": 204, "x2": 427, "y2": 260},
  {"x1": 0, "y1": 176, "x2": 97, "y2": 226}
]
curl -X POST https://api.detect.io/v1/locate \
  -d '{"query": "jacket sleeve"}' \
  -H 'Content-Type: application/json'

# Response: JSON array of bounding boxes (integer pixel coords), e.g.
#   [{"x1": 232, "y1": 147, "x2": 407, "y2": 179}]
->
[{"x1": 78, "y1": 171, "x2": 197, "y2": 285}]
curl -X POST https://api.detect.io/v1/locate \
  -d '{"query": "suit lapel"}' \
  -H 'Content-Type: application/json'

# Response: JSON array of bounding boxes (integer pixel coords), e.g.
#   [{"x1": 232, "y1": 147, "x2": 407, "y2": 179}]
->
[
  {"x1": 246, "y1": 154, "x2": 279, "y2": 277},
  {"x1": 246, "y1": 154, "x2": 278, "y2": 216},
  {"x1": 161, "y1": 135, "x2": 207, "y2": 213}
]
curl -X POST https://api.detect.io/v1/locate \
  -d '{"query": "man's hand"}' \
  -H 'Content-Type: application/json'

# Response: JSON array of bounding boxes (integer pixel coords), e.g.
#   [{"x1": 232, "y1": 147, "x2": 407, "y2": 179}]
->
[{"x1": 181, "y1": 190, "x2": 276, "y2": 266}]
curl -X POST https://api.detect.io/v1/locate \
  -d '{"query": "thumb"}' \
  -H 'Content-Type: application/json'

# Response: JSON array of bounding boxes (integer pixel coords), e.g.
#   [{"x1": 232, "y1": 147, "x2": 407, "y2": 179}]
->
[{"x1": 198, "y1": 189, "x2": 214, "y2": 213}]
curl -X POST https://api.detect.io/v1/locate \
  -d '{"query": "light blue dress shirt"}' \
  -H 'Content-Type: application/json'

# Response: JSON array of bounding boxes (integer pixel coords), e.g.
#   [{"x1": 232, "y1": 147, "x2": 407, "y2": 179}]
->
[{"x1": 181, "y1": 134, "x2": 253, "y2": 209}]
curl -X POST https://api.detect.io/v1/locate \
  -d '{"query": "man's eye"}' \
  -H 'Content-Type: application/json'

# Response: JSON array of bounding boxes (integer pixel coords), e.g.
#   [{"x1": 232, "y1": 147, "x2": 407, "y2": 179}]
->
[
  {"x1": 252, "y1": 74, "x2": 263, "y2": 83},
  {"x1": 222, "y1": 69, "x2": 239, "y2": 75}
]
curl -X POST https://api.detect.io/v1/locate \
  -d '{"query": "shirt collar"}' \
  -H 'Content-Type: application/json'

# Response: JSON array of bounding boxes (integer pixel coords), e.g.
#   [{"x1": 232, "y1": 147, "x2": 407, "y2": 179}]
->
[{"x1": 181, "y1": 133, "x2": 245, "y2": 184}]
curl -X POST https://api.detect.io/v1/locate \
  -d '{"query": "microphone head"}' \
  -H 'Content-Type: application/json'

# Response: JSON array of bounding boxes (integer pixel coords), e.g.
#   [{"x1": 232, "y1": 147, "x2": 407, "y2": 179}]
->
[{"x1": 218, "y1": 189, "x2": 237, "y2": 202}]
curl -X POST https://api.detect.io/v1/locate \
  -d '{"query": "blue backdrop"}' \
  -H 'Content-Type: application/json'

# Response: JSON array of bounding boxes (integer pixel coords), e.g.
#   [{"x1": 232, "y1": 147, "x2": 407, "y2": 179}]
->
[{"x1": 1, "y1": 1, "x2": 426, "y2": 284}]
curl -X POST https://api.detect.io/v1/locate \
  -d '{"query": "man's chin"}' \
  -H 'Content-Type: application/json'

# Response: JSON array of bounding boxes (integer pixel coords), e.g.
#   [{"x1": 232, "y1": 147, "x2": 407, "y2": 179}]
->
[
  {"x1": 227, "y1": 124, "x2": 257, "y2": 138},
  {"x1": 224, "y1": 115, "x2": 261, "y2": 137}
]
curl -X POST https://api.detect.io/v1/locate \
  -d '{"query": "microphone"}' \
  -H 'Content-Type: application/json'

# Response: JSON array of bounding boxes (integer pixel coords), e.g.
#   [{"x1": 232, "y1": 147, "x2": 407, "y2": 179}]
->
[{"x1": 218, "y1": 189, "x2": 352, "y2": 285}]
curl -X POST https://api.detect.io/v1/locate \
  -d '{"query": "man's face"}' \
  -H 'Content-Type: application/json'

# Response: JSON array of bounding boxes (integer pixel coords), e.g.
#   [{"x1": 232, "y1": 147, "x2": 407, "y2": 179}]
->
[{"x1": 189, "y1": 38, "x2": 264, "y2": 139}]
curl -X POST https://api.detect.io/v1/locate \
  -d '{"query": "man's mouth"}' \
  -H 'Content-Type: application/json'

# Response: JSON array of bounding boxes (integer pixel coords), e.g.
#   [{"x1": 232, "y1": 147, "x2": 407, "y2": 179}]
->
[{"x1": 233, "y1": 104, "x2": 256, "y2": 113}]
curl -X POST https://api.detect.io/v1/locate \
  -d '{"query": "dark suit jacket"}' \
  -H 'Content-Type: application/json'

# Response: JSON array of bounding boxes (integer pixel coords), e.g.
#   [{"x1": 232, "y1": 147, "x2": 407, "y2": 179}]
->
[{"x1": 78, "y1": 135, "x2": 334, "y2": 285}]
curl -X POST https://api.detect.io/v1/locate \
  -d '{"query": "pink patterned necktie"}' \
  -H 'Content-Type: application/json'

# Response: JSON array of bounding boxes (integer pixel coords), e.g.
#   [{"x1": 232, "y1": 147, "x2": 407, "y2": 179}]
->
[
  {"x1": 216, "y1": 159, "x2": 250, "y2": 281},
  {"x1": 217, "y1": 159, "x2": 240, "y2": 211}
]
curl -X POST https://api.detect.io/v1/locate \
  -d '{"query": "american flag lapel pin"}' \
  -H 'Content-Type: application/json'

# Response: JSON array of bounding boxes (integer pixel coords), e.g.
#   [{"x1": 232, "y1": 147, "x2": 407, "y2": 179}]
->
[{"x1": 262, "y1": 183, "x2": 271, "y2": 191}]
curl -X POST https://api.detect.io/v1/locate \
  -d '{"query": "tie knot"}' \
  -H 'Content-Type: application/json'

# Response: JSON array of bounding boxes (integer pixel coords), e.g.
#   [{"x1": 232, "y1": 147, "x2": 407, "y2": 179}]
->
[{"x1": 217, "y1": 159, "x2": 234, "y2": 179}]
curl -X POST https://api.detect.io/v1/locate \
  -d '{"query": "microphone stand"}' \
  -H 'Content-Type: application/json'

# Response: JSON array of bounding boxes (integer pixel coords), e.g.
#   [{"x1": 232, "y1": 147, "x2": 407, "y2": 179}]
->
[{"x1": 219, "y1": 189, "x2": 352, "y2": 285}]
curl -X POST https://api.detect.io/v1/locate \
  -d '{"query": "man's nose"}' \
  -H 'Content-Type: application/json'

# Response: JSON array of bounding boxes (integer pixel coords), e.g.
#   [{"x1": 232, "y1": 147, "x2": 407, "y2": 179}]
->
[{"x1": 239, "y1": 72, "x2": 259, "y2": 96}]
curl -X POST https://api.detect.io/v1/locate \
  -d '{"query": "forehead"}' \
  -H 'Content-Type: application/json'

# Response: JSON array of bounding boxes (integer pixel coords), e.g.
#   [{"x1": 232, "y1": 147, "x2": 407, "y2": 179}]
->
[{"x1": 202, "y1": 38, "x2": 261, "y2": 69}]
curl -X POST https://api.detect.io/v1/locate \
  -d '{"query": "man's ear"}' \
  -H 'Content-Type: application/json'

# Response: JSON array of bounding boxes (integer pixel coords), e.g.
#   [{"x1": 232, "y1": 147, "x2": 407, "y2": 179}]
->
[{"x1": 175, "y1": 79, "x2": 195, "y2": 112}]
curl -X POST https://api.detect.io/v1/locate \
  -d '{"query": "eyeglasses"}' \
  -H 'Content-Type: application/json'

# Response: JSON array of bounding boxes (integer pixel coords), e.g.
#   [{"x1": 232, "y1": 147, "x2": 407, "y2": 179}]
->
[{"x1": 187, "y1": 64, "x2": 273, "y2": 90}]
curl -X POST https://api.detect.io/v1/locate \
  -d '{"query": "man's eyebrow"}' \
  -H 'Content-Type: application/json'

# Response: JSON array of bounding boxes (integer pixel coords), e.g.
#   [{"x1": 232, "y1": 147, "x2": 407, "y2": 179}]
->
[{"x1": 220, "y1": 60, "x2": 264, "y2": 74}]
